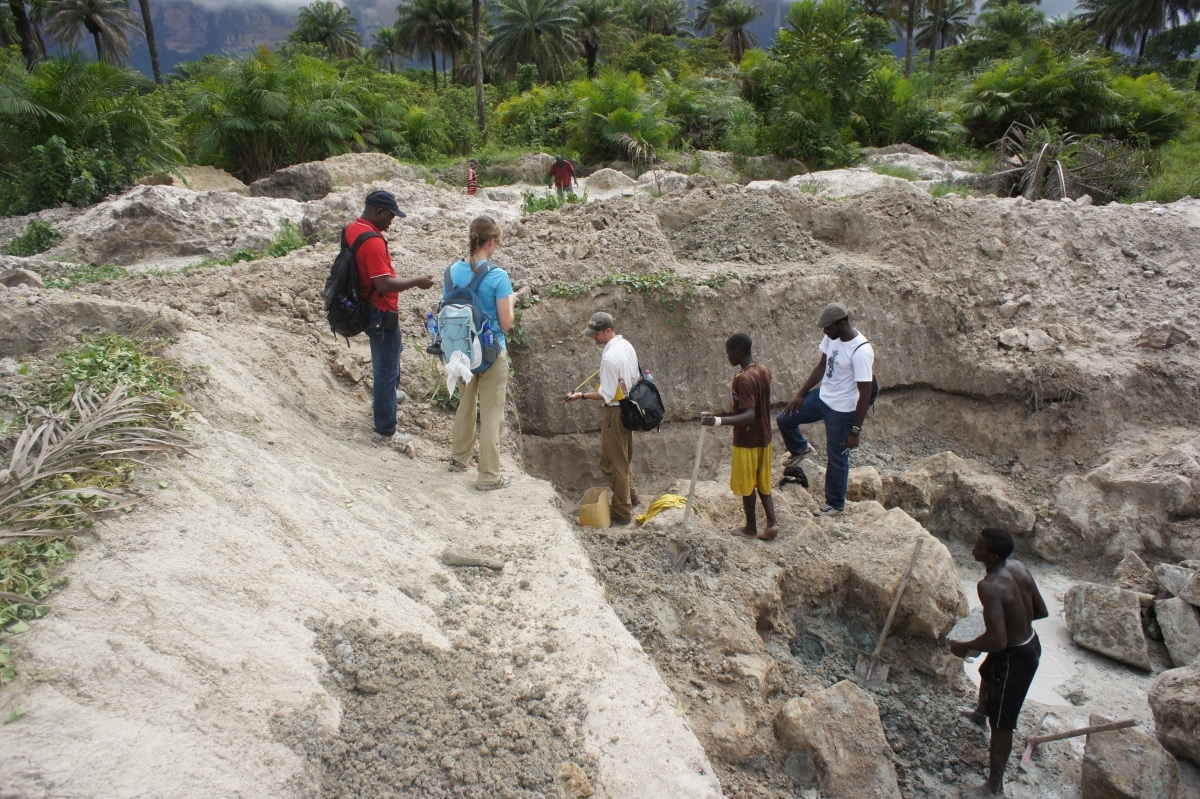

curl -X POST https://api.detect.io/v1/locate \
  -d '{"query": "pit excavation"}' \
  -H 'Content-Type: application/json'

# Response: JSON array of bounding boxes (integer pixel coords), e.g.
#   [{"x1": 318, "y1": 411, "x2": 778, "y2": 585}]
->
[{"x1": 1, "y1": 153, "x2": 1198, "y2": 799}]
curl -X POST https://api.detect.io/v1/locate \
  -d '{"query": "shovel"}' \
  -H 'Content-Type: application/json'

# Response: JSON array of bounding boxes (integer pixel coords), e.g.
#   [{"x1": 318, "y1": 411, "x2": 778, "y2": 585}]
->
[
  {"x1": 682, "y1": 425, "x2": 706, "y2": 534},
  {"x1": 854, "y1": 538, "x2": 924, "y2": 688}
]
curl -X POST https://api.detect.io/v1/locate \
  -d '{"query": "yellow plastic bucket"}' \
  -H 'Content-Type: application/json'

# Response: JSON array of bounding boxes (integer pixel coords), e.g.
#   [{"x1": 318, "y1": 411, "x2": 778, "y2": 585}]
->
[{"x1": 578, "y1": 486, "x2": 612, "y2": 528}]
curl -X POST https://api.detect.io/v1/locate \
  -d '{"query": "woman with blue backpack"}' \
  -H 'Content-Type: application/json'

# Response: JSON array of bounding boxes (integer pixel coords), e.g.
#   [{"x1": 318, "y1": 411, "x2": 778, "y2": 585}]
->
[{"x1": 445, "y1": 216, "x2": 516, "y2": 490}]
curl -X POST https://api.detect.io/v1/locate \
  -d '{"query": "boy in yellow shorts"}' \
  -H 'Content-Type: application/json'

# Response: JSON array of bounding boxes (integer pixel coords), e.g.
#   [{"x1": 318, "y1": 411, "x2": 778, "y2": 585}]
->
[{"x1": 701, "y1": 333, "x2": 780, "y2": 540}]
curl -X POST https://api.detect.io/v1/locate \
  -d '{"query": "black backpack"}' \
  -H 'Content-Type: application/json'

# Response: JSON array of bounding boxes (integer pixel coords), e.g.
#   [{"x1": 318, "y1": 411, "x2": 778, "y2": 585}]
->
[
  {"x1": 324, "y1": 226, "x2": 380, "y2": 344},
  {"x1": 619, "y1": 372, "x2": 665, "y2": 432},
  {"x1": 853, "y1": 340, "x2": 880, "y2": 406}
]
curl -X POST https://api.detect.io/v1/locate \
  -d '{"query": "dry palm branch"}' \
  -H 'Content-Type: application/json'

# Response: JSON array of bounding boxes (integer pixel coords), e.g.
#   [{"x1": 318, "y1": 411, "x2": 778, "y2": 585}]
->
[{"x1": 0, "y1": 384, "x2": 189, "y2": 548}]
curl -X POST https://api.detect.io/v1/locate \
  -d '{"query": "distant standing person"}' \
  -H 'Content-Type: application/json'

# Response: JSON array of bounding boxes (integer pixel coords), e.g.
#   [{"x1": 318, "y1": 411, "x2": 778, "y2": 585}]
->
[
  {"x1": 466, "y1": 160, "x2": 480, "y2": 196},
  {"x1": 564, "y1": 312, "x2": 639, "y2": 525},
  {"x1": 950, "y1": 527, "x2": 1049, "y2": 798},
  {"x1": 548, "y1": 154, "x2": 576, "y2": 201},
  {"x1": 348, "y1": 190, "x2": 434, "y2": 448},
  {"x1": 776, "y1": 302, "x2": 874, "y2": 517},
  {"x1": 446, "y1": 216, "x2": 516, "y2": 490},
  {"x1": 701, "y1": 333, "x2": 779, "y2": 541}
]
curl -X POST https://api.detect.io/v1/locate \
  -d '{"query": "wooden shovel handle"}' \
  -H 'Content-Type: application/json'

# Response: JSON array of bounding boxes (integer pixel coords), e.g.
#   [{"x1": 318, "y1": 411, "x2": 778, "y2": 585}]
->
[
  {"x1": 872, "y1": 538, "x2": 925, "y2": 658},
  {"x1": 1028, "y1": 718, "x2": 1136, "y2": 745}
]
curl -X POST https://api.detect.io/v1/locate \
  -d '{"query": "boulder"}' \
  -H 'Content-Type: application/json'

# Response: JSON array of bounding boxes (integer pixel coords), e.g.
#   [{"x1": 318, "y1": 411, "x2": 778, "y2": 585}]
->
[
  {"x1": 1081, "y1": 713, "x2": 1179, "y2": 799},
  {"x1": 775, "y1": 681, "x2": 901, "y2": 799},
  {"x1": 998, "y1": 328, "x2": 1027, "y2": 349},
  {"x1": 1114, "y1": 551, "x2": 1160, "y2": 595},
  {"x1": 250, "y1": 153, "x2": 419, "y2": 201},
  {"x1": 1157, "y1": 598, "x2": 1200, "y2": 667},
  {"x1": 481, "y1": 153, "x2": 556, "y2": 185},
  {"x1": 881, "y1": 451, "x2": 1035, "y2": 543},
  {"x1": 137, "y1": 164, "x2": 248, "y2": 194},
  {"x1": 1136, "y1": 324, "x2": 1190, "y2": 350},
  {"x1": 584, "y1": 168, "x2": 637, "y2": 191},
  {"x1": 1155, "y1": 564, "x2": 1197, "y2": 597},
  {"x1": 1026, "y1": 328, "x2": 1056, "y2": 352},
  {"x1": 1179, "y1": 571, "x2": 1200, "y2": 606},
  {"x1": 637, "y1": 169, "x2": 690, "y2": 194},
  {"x1": 1055, "y1": 439, "x2": 1200, "y2": 558},
  {"x1": 1149, "y1": 662, "x2": 1200, "y2": 766},
  {"x1": 1064, "y1": 583, "x2": 1152, "y2": 670},
  {"x1": 846, "y1": 466, "x2": 883, "y2": 502},
  {"x1": 0, "y1": 266, "x2": 44, "y2": 288}
]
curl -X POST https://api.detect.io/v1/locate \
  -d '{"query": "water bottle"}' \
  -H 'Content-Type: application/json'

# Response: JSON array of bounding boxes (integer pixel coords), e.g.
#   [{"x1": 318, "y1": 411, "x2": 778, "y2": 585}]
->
[
  {"x1": 481, "y1": 321, "x2": 495, "y2": 348},
  {"x1": 342, "y1": 297, "x2": 356, "y2": 313},
  {"x1": 425, "y1": 312, "x2": 438, "y2": 338},
  {"x1": 642, "y1": 368, "x2": 655, "y2": 383}
]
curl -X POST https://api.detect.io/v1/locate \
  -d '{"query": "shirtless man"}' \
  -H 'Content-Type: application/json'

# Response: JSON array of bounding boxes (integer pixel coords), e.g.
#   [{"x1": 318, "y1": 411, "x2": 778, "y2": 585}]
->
[{"x1": 950, "y1": 527, "x2": 1049, "y2": 797}]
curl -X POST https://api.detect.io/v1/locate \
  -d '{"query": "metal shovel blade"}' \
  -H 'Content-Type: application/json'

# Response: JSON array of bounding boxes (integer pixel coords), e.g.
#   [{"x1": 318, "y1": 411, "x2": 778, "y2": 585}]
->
[{"x1": 853, "y1": 654, "x2": 890, "y2": 688}]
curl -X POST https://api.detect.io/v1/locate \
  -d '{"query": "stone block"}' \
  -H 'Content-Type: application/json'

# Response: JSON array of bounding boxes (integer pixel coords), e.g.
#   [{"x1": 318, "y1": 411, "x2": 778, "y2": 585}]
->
[
  {"x1": 1081, "y1": 713, "x2": 1178, "y2": 799},
  {"x1": 846, "y1": 466, "x2": 883, "y2": 502},
  {"x1": 1064, "y1": 583, "x2": 1152, "y2": 670},
  {"x1": 1156, "y1": 564, "x2": 1196, "y2": 598},
  {"x1": 1149, "y1": 662, "x2": 1200, "y2": 766},
  {"x1": 1114, "y1": 551, "x2": 1159, "y2": 595},
  {"x1": 1157, "y1": 598, "x2": 1200, "y2": 667}
]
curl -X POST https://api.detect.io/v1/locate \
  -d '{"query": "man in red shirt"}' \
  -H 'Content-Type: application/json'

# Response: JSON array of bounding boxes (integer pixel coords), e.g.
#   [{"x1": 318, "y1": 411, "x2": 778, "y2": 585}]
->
[
  {"x1": 547, "y1": 154, "x2": 576, "y2": 201},
  {"x1": 346, "y1": 190, "x2": 434, "y2": 448}
]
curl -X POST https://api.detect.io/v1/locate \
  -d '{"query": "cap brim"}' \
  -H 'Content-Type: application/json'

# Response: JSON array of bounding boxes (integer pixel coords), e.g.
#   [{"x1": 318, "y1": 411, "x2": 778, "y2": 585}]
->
[{"x1": 581, "y1": 326, "x2": 598, "y2": 337}]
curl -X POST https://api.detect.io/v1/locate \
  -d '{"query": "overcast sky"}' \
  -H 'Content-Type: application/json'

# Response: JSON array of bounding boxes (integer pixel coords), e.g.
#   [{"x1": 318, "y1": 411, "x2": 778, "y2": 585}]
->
[{"x1": 1039, "y1": 0, "x2": 1082, "y2": 18}]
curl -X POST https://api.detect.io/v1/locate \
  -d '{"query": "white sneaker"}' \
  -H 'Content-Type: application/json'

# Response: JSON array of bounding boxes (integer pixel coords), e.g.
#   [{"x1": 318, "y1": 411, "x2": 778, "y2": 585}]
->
[
  {"x1": 812, "y1": 503, "x2": 843, "y2": 518},
  {"x1": 372, "y1": 431, "x2": 412, "y2": 445}
]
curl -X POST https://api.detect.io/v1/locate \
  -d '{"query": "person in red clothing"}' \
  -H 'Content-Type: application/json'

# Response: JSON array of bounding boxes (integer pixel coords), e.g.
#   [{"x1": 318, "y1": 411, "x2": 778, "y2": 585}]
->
[
  {"x1": 547, "y1": 154, "x2": 576, "y2": 201},
  {"x1": 346, "y1": 190, "x2": 434, "y2": 448},
  {"x1": 466, "y1": 160, "x2": 480, "y2": 196}
]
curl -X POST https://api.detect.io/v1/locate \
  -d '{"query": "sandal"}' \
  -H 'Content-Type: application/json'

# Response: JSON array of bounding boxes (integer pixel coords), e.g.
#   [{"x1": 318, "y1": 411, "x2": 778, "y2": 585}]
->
[
  {"x1": 448, "y1": 459, "x2": 468, "y2": 472},
  {"x1": 476, "y1": 475, "x2": 511, "y2": 491}
]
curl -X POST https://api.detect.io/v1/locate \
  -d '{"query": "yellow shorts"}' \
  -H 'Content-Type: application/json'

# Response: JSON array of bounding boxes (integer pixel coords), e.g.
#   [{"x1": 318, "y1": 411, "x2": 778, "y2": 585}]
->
[{"x1": 730, "y1": 444, "x2": 772, "y2": 497}]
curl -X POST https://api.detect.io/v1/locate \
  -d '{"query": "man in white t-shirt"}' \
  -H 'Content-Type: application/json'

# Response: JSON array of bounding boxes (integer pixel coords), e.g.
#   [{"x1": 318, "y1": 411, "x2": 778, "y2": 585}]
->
[
  {"x1": 776, "y1": 302, "x2": 876, "y2": 517},
  {"x1": 564, "y1": 312, "x2": 641, "y2": 525}
]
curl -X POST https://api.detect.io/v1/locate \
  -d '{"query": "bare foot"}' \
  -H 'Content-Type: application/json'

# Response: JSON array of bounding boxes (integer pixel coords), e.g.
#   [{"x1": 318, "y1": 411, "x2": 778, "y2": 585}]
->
[
  {"x1": 731, "y1": 527, "x2": 758, "y2": 538},
  {"x1": 963, "y1": 783, "x2": 1002, "y2": 797},
  {"x1": 758, "y1": 525, "x2": 780, "y2": 541},
  {"x1": 962, "y1": 709, "x2": 987, "y2": 728}
]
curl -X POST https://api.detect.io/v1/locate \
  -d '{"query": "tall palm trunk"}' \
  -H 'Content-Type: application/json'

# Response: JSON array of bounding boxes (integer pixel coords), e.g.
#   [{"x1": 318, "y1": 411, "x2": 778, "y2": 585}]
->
[
  {"x1": 87, "y1": 22, "x2": 104, "y2": 62},
  {"x1": 927, "y1": 0, "x2": 942, "y2": 73},
  {"x1": 431, "y1": 51, "x2": 438, "y2": 90},
  {"x1": 138, "y1": 0, "x2": 163, "y2": 85},
  {"x1": 584, "y1": 41, "x2": 598, "y2": 78},
  {"x1": 903, "y1": 0, "x2": 918, "y2": 76},
  {"x1": 8, "y1": 0, "x2": 39, "y2": 69},
  {"x1": 473, "y1": 0, "x2": 485, "y2": 134}
]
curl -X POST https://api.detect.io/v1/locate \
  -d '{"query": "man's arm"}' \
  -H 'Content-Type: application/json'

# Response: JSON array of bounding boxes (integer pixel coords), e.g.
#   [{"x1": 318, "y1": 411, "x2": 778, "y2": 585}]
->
[
  {"x1": 950, "y1": 581, "x2": 1009, "y2": 656},
  {"x1": 373, "y1": 275, "x2": 434, "y2": 293},
  {"x1": 846, "y1": 381, "x2": 873, "y2": 449},
  {"x1": 1029, "y1": 576, "x2": 1049, "y2": 621},
  {"x1": 784, "y1": 356, "x2": 826, "y2": 414},
  {"x1": 702, "y1": 408, "x2": 755, "y2": 427}
]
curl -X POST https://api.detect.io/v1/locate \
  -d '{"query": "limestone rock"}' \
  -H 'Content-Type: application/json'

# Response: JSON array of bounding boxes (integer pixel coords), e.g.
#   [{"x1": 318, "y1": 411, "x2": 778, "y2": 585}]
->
[
  {"x1": 1157, "y1": 598, "x2": 1200, "y2": 667},
  {"x1": 980, "y1": 237, "x2": 1006, "y2": 260},
  {"x1": 584, "y1": 168, "x2": 637, "y2": 191},
  {"x1": 1136, "y1": 325, "x2": 1191, "y2": 350},
  {"x1": 1081, "y1": 712, "x2": 1178, "y2": 799},
  {"x1": 998, "y1": 328, "x2": 1027, "y2": 349},
  {"x1": 1114, "y1": 551, "x2": 1160, "y2": 595},
  {"x1": 138, "y1": 164, "x2": 248, "y2": 194},
  {"x1": 998, "y1": 300, "x2": 1021, "y2": 320},
  {"x1": 846, "y1": 466, "x2": 883, "y2": 502},
  {"x1": 1026, "y1": 328, "x2": 1056, "y2": 352},
  {"x1": 1155, "y1": 564, "x2": 1197, "y2": 597},
  {"x1": 881, "y1": 451, "x2": 1034, "y2": 543},
  {"x1": 775, "y1": 681, "x2": 901, "y2": 799},
  {"x1": 1149, "y1": 662, "x2": 1200, "y2": 766},
  {"x1": 250, "y1": 153, "x2": 418, "y2": 201},
  {"x1": 1064, "y1": 583, "x2": 1152, "y2": 670},
  {"x1": 637, "y1": 169, "x2": 690, "y2": 194},
  {"x1": 1179, "y1": 571, "x2": 1200, "y2": 606},
  {"x1": 481, "y1": 152, "x2": 555, "y2": 185},
  {"x1": 0, "y1": 267, "x2": 44, "y2": 288}
]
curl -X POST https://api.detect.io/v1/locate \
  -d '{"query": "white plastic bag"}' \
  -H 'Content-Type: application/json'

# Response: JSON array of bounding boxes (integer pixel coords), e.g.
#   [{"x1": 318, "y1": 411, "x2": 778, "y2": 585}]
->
[{"x1": 445, "y1": 349, "x2": 474, "y2": 397}]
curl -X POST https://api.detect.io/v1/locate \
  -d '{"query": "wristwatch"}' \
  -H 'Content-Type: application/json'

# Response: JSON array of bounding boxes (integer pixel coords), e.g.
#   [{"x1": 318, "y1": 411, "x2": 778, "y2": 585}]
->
[{"x1": 850, "y1": 426, "x2": 862, "y2": 435}]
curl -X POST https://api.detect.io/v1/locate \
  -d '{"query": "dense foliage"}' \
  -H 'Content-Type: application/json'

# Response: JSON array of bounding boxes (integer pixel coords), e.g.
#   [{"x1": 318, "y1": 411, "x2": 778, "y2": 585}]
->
[{"x1": 2, "y1": 0, "x2": 1199, "y2": 214}]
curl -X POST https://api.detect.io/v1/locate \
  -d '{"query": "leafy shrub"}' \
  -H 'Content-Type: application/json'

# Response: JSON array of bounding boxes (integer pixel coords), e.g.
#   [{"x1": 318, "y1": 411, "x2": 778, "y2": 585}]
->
[
  {"x1": 608, "y1": 34, "x2": 689, "y2": 79},
  {"x1": 520, "y1": 189, "x2": 586, "y2": 213},
  {"x1": 1141, "y1": 128, "x2": 1200, "y2": 203},
  {"x1": 495, "y1": 85, "x2": 573, "y2": 148},
  {"x1": 6, "y1": 221, "x2": 64, "y2": 257},
  {"x1": 1111, "y1": 73, "x2": 1191, "y2": 146},
  {"x1": 43, "y1": 263, "x2": 130, "y2": 290},
  {"x1": 568, "y1": 70, "x2": 674, "y2": 164}
]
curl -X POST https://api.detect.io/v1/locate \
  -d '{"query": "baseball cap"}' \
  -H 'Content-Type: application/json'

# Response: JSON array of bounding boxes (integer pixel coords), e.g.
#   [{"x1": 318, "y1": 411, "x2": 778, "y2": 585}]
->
[
  {"x1": 817, "y1": 303, "x2": 848, "y2": 327},
  {"x1": 365, "y1": 189, "x2": 406, "y2": 218},
  {"x1": 582, "y1": 312, "x2": 614, "y2": 337}
]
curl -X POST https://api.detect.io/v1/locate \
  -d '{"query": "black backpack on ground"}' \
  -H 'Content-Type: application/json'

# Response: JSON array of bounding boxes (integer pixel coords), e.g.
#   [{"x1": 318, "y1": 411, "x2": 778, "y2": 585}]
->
[
  {"x1": 324, "y1": 226, "x2": 381, "y2": 344},
  {"x1": 780, "y1": 463, "x2": 809, "y2": 489},
  {"x1": 619, "y1": 371, "x2": 665, "y2": 432}
]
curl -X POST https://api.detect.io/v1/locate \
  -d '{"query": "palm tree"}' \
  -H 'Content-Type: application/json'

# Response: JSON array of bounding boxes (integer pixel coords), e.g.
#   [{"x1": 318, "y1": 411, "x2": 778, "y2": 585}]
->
[
  {"x1": 574, "y1": 0, "x2": 626, "y2": 78},
  {"x1": 8, "y1": 1, "x2": 41, "y2": 68},
  {"x1": 43, "y1": 0, "x2": 141, "y2": 65},
  {"x1": 290, "y1": 0, "x2": 362, "y2": 59},
  {"x1": 135, "y1": 0, "x2": 160, "y2": 84},
  {"x1": 902, "y1": 0, "x2": 923, "y2": 76},
  {"x1": 397, "y1": 0, "x2": 443, "y2": 89},
  {"x1": 693, "y1": 0, "x2": 727, "y2": 35},
  {"x1": 918, "y1": 0, "x2": 971, "y2": 69},
  {"x1": 624, "y1": 0, "x2": 690, "y2": 36},
  {"x1": 434, "y1": 0, "x2": 471, "y2": 81},
  {"x1": 975, "y1": 0, "x2": 1044, "y2": 47},
  {"x1": 712, "y1": 1, "x2": 760, "y2": 63},
  {"x1": 472, "y1": 0, "x2": 484, "y2": 132},
  {"x1": 486, "y1": 0, "x2": 578, "y2": 82},
  {"x1": 1079, "y1": 0, "x2": 1196, "y2": 61},
  {"x1": 369, "y1": 25, "x2": 408, "y2": 72}
]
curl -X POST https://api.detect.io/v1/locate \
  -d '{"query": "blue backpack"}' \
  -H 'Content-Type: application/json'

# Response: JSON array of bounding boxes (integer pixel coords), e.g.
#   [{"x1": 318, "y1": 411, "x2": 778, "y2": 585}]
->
[{"x1": 435, "y1": 261, "x2": 500, "y2": 375}]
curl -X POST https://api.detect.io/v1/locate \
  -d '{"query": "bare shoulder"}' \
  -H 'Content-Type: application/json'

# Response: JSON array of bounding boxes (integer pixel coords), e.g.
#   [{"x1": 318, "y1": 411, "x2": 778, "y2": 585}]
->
[{"x1": 1007, "y1": 559, "x2": 1036, "y2": 581}]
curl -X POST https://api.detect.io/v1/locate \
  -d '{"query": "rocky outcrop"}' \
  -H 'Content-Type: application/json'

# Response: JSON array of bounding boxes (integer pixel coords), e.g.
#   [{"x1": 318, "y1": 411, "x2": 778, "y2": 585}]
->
[
  {"x1": 1149, "y1": 662, "x2": 1200, "y2": 766},
  {"x1": 584, "y1": 168, "x2": 637, "y2": 191},
  {"x1": 250, "y1": 153, "x2": 420, "y2": 201},
  {"x1": 1157, "y1": 598, "x2": 1200, "y2": 667},
  {"x1": 881, "y1": 451, "x2": 1035, "y2": 544},
  {"x1": 1114, "y1": 551, "x2": 1160, "y2": 595},
  {"x1": 137, "y1": 165, "x2": 248, "y2": 194},
  {"x1": 1081, "y1": 713, "x2": 1178, "y2": 799},
  {"x1": 775, "y1": 681, "x2": 901, "y2": 799},
  {"x1": 846, "y1": 466, "x2": 883, "y2": 502},
  {"x1": 1064, "y1": 583, "x2": 1153, "y2": 670},
  {"x1": 1055, "y1": 438, "x2": 1200, "y2": 559}
]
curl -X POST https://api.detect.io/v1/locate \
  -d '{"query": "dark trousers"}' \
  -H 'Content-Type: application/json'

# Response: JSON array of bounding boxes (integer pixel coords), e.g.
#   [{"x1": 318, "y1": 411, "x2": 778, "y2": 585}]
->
[{"x1": 776, "y1": 392, "x2": 856, "y2": 510}]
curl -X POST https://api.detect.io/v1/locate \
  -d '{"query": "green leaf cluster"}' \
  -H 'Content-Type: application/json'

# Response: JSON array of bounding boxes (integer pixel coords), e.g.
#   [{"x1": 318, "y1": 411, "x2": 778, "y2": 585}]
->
[{"x1": 5, "y1": 221, "x2": 63, "y2": 257}]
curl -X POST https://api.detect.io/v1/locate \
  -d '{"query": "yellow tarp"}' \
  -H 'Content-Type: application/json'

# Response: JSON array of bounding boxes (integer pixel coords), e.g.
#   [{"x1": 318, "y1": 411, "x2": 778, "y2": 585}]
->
[{"x1": 635, "y1": 493, "x2": 688, "y2": 524}]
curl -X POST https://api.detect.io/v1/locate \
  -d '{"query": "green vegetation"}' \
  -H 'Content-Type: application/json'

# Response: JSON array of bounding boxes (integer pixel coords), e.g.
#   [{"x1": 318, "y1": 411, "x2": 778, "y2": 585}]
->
[
  {"x1": 43, "y1": 263, "x2": 130, "y2": 290},
  {"x1": 5, "y1": 221, "x2": 64, "y2": 257},
  {"x1": 218, "y1": 221, "x2": 308, "y2": 265},
  {"x1": 2, "y1": 0, "x2": 1199, "y2": 213},
  {"x1": 870, "y1": 163, "x2": 922, "y2": 181},
  {"x1": 0, "y1": 334, "x2": 192, "y2": 684},
  {"x1": 520, "y1": 188, "x2": 587, "y2": 213},
  {"x1": 541, "y1": 268, "x2": 741, "y2": 325}
]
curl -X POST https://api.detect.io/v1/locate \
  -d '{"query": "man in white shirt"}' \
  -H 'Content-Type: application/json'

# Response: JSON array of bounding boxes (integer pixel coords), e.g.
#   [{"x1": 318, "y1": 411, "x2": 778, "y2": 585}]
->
[
  {"x1": 776, "y1": 302, "x2": 876, "y2": 517},
  {"x1": 564, "y1": 312, "x2": 640, "y2": 525}
]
